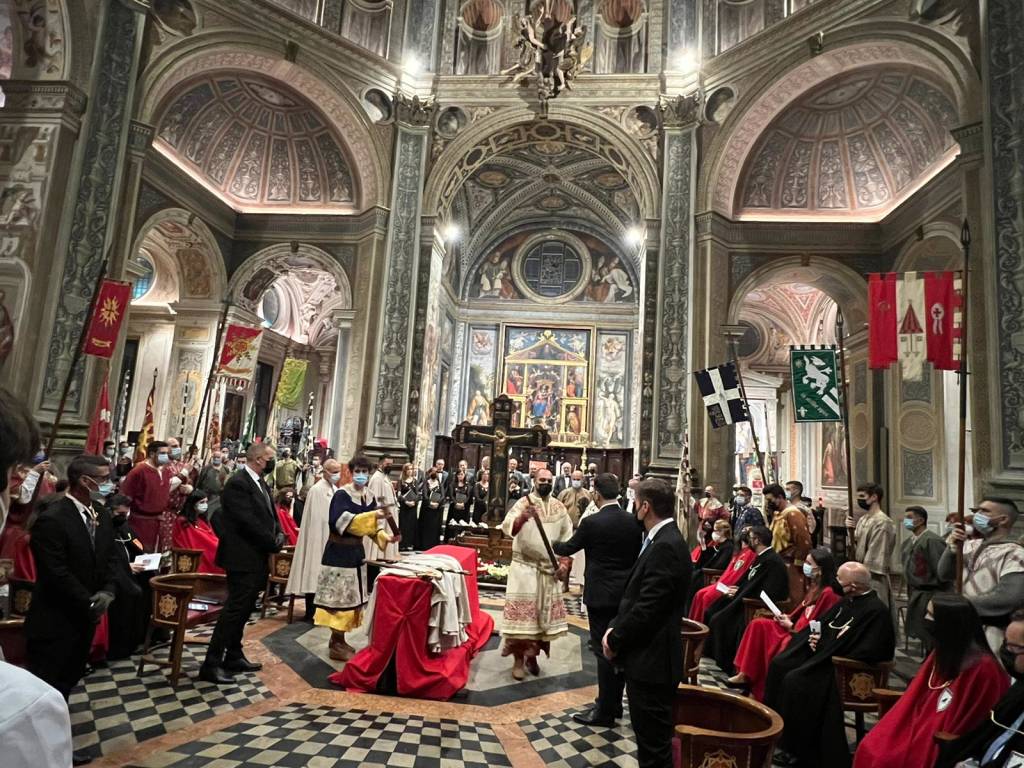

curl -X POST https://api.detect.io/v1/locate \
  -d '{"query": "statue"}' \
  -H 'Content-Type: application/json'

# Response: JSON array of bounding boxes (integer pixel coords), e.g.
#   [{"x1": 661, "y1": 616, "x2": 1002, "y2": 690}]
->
[{"x1": 502, "y1": 1, "x2": 592, "y2": 106}]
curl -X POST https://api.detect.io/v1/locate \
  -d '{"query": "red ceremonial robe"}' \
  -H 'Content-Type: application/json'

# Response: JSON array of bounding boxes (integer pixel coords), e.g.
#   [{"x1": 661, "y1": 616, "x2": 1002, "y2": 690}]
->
[
  {"x1": 853, "y1": 651, "x2": 1008, "y2": 768},
  {"x1": 734, "y1": 587, "x2": 842, "y2": 701},
  {"x1": 276, "y1": 504, "x2": 299, "y2": 546},
  {"x1": 121, "y1": 463, "x2": 171, "y2": 552},
  {"x1": 171, "y1": 516, "x2": 223, "y2": 574},
  {"x1": 689, "y1": 549, "x2": 755, "y2": 624}
]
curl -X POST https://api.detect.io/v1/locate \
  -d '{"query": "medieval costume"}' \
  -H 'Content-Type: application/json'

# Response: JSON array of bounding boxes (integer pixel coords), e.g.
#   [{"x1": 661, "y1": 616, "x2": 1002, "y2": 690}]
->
[
  {"x1": 694, "y1": 496, "x2": 729, "y2": 544},
  {"x1": 901, "y1": 528, "x2": 949, "y2": 645},
  {"x1": 854, "y1": 650, "x2": 1008, "y2": 768},
  {"x1": 120, "y1": 462, "x2": 171, "y2": 552},
  {"x1": 764, "y1": 591, "x2": 896, "y2": 768},
  {"x1": 704, "y1": 547, "x2": 789, "y2": 675},
  {"x1": 685, "y1": 536, "x2": 735, "y2": 612},
  {"x1": 275, "y1": 499, "x2": 300, "y2": 547},
  {"x1": 688, "y1": 545, "x2": 755, "y2": 624},
  {"x1": 366, "y1": 468, "x2": 399, "y2": 561},
  {"x1": 285, "y1": 475, "x2": 336, "y2": 620},
  {"x1": 940, "y1": 537, "x2": 1024, "y2": 651},
  {"x1": 771, "y1": 503, "x2": 813, "y2": 601},
  {"x1": 854, "y1": 509, "x2": 897, "y2": 606},
  {"x1": 107, "y1": 515, "x2": 148, "y2": 660},
  {"x1": 171, "y1": 512, "x2": 223, "y2": 574},
  {"x1": 935, "y1": 679, "x2": 1024, "y2": 768}
]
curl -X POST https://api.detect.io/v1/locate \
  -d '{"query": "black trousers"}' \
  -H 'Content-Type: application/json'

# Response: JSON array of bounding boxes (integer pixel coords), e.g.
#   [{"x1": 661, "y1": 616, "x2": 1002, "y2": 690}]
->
[
  {"x1": 28, "y1": 620, "x2": 93, "y2": 700},
  {"x1": 398, "y1": 502, "x2": 418, "y2": 550},
  {"x1": 626, "y1": 679, "x2": 676, "y2": 768},
  {"x1": 587, "y1": 605, "x2": 625, "y2": 717},
  {"x1": 204, "y1": 569, "x2": 265, "y2": 667}
]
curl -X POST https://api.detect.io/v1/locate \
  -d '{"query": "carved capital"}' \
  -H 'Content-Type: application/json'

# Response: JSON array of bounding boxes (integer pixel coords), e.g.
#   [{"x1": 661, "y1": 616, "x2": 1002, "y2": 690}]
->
[
  {"x1": 394, "y1": 93, "x2": 436, "y2": 127},
  {"x1": 951, "y1": 122, "x2": 984, "y2": 161},
  {"x1": 127, "y1": 120, "x2": 155, "y2": 155},
  {"x1": 659, "y1": 91, "x2": 703, "y2": 128}
]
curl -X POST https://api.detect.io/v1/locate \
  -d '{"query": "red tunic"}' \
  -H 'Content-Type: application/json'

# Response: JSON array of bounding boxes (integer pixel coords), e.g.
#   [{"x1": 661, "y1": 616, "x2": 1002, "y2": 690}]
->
[
  {"x1": 853, "y1": 652, "x2": 1009, "y2": 768},
  {"x1": 121, "y1": 463, "x2": 171, "y2": 552},
  {"x1": 689, "y1": 550, "x2": 755, "y2": 624},
  {"x1": 733, "y1": 587, "x2": 842, "y2": 700},
  {"x1": 276, "y1": 504, "x2": 300, "y2": 547},
  {"x1": 171, "y1": 516, "x2": 223, "y2": 574}
]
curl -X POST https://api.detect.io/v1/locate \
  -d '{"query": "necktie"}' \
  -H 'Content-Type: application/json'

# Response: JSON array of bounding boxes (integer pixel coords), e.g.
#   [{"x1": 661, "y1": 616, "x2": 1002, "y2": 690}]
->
[{"x1": 639, "y1": 535, "x2": 651, "y2": 557}]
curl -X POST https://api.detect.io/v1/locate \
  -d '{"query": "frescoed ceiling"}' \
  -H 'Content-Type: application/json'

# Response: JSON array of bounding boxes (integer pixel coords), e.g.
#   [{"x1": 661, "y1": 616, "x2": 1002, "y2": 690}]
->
[
  {"x1": 736, "y1": 66, "x2": 958, "y2": 220},
  {"x1": 739, "y1": 282, "x2": 837, "y2": 371},
  {"x1": 154, "y1": 74, "x2": 357, "y2": 213}
]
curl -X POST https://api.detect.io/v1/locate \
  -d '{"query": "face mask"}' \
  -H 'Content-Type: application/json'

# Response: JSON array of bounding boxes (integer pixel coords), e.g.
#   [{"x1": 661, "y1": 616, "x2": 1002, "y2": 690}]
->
[
  {"x1": 329, "y1": 473, "x2": 341, "y2": 484},
  {"x1": 857, "y1": 498, "x2": 871, "y2": 511},
  {"x1": 213, "y1": 458, "x2": 222, "y2": 466},
  {"x1": 802, "y1": 562, "x2": 815, "y2": 578},
  {"x1": 32, "y1": 452, "x2": 46, "y2": 464},
  {"x1": 121, "y1": 448, "x2": 132, "y2": 457},
  {"x1": 536, "y1": 483, "x2": 552, "y2": 498},
  {"x1": 353, "y1": 473, "x2": 369, "y2": 486},
  {"x1": 571, "y1": 480, "x2": 582, "y2": 489},
  {"x1": 787, "y1": 491, "x2": 799, "y2": 500},
  {"x1": 157, "y1": 453, "x2": 170, "y2": 465},
  {"x1": 999, "y1": 644, "x2": 1024, "y2": 681},
  {"x1": 89, "y1": 478, "x2": 115, "y2": 501},
  {"x1": 711, "y1": 532, "x2": 724, "y2": 543},
  {"x1": 111, "y1": 511, "x2": 128, "y2": 525},
  {"x1": 170, "y1": 447, "x2": 182, "y2": 459},
  {"x1": 903, "y1": 518, "x2": 916, "y2": 530},
  {"x1": 196, "y1": 502, "x2": 209, "y2": 513},
  {"x1": 264, "y1": 459, "x2": 276, "y2": 475},
  {"x1": 973, "y1": 512, "x2": 994, "y2": 535},
  {"x1": 965, "y1": 524, "x2": 975, "y2": 536},
  {"x1": 104, "y1": 448, "x2": 115, "y2": 458},
  {"x1": 704, "y1": 491, "x2": 712, "y2": 499},
  {"x1": 735, "y1": 495, "x2": 747, "y2": 506}
]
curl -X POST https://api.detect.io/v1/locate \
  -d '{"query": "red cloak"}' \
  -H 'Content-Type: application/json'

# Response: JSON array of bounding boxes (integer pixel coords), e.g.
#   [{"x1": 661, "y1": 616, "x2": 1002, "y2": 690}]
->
[
  {"x1": 171, "y1": 516, "x2": 223, "y2": 574},
  {"x1": 688, "y1": 549, "x2": 755, "y2": 624},
  {"x1": 733, "y1": 587, "x2": 842, "y2": 700},
  {"x1": 276, "y1": 504, "x2": 299, "y2": 546},
  {"x1": 853, "y1": 651, "x2": 1008, "y2": 768}
]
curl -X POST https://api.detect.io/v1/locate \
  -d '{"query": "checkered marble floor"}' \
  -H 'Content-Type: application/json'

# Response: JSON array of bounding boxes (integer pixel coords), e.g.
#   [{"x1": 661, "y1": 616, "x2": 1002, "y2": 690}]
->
[
  {"x1": 137, "y1": 705, "x2": 513, "y2": 768},
  {"x1": 520, "y1": 703, "x2": 637, "y2": 768},
  {"x1": 69, "y1": 643, "x2": 273, "y2": 757}
]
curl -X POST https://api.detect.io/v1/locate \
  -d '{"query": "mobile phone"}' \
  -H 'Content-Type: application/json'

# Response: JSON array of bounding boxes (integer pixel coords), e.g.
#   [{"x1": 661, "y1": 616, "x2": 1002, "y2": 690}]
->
[{"x1": 809, "y1": 620, "x2": 821, "y2": 634}]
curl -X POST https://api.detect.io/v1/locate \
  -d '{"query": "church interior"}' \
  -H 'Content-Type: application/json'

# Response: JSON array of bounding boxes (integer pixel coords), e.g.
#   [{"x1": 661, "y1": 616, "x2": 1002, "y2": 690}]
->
[{"x1": 2, "y1": 0, "x2": 1023, "y2": 766}]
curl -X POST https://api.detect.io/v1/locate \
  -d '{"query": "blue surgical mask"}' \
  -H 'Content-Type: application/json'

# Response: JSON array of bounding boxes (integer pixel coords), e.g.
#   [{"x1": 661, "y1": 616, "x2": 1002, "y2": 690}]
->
[
  {"x1": 973, "y1": 512, "x2": 993, "y2": 535},
  {"x1": 802, "y1": 563, "x2": 814, "y2": 578},
  {"x1": 157, "y1": 453, "x2": 170, "y2": 465},
  {"x1": 903, "y1": 518, "x2": 916, "y2": 530},
  {"x1": 353, "y1": 473, "x2": 369, "y2": 486},
  {"x1": 213, "y1": 458, "x2": 222, "y2": 466},
  {"x1": 329, "y1": 473, "x2": 341, "y2": 484},
  {"x1": 196, "y1": 502, "x2": 209, "y2": 513},
  {"x1": 735, "y1": 495, "x2": 747, "y2": 506},
  {"x1": 171, "y1": 447, "x2": 182, "y2": 459}
]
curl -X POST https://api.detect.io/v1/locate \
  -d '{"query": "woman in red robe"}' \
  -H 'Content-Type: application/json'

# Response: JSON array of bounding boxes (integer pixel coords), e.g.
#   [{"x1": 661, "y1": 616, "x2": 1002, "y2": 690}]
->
[
  {"x1": 689, "y1": 533, "x2": 755, "y2": 624},
  {"x1": 853, "y1": 594, "x2": 1009, "y2": 768},
  {"x1": 171, "y1": 491, "x2": 223, "y2": 574},
  {"x1": 275, "y1": 489, "x2": 300, "y2": 546},
  {"x1": 727, "y1": 547, "x2": 843, "y2": 700}
]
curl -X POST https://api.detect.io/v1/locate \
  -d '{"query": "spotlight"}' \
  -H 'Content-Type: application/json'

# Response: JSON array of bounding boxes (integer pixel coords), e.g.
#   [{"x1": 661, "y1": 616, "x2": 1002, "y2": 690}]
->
[
  {"x1": 443, "y1": 223, "x2": 461, "y2": 243},
  {"x1": 404, "y1": 54, "x2": 423, "y2": 77},
  {"x1": 674, "y1": 48, "x2": 699, "y2": 75},
  {"x1": 626, "y1": 226, "x2": 645, "y2": 247}
]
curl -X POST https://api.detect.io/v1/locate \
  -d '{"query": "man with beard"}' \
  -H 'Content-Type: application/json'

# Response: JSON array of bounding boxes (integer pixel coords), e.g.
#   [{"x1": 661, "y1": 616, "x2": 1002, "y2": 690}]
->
[{"x1": 765, "y1": 562, "x2": 896, "y2": 768}]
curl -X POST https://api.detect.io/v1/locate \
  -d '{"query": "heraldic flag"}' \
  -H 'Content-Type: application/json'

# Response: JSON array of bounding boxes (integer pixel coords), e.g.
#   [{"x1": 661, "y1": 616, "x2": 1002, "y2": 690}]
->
[
  {"x1": 134, "y1": 376, "x2": 156, "y2": 463},
  {"x1": 85, "y1": 374, "x2": 112, "y2": 454},
  {"x1": 695, "y1": 362, "x2": 750, "y2": 429},
  {"x1": 217, "y1": 324, "x2": 264, "y2": 390},
  {"x1": 84, "y1": 280, "x2": 132, "y2": 358},
  {"x1": 868, "y1": 271, "x2": 961, "y2": 381}
]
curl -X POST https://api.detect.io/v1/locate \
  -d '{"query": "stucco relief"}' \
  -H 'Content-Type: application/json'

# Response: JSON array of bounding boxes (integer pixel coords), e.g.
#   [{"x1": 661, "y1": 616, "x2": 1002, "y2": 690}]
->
[
  {"x1": 0, "y1": 124, "x2": 54, "y2": 263},
  {"x1": 11, "y1": 0, "x2": 66, "y2": 78}
]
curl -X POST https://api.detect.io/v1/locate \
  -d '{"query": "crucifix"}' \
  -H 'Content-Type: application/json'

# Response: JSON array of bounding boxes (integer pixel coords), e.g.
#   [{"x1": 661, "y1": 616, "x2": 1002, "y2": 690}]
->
[{"x1": 452, "y1": 394, "x2": 551, "y2": 526}]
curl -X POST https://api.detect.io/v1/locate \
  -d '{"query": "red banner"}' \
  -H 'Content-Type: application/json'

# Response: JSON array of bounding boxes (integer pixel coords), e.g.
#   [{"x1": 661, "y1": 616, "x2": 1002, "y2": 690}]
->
[
  {"x1": 217, "y1": 324, "x2": 263, "y2": 387},
  {"x1": 85, "y1": 375, "x2": 112, "y2": 455},
  {"x1": 84, "y1": 280, "x2": 131, "y2": 358}
]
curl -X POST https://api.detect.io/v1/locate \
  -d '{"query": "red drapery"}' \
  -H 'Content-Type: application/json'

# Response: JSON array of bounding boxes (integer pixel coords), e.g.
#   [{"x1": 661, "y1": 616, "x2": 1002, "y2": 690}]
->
[{"x1": 330, "y1": 545, "x2": 495, "y2": 700}]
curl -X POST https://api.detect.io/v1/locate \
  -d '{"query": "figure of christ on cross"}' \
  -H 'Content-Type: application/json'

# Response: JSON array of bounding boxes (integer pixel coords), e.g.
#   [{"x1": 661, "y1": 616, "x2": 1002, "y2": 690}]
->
[{"x1": 452, "y1": 394, "x2": 551, "y2": 526}]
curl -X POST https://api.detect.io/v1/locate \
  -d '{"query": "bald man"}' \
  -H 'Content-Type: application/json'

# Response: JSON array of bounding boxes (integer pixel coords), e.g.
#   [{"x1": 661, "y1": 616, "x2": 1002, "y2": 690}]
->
[
  {"x1": 765, "y1": 562, "x2": 896, "y2": 768},
  {"x1": 286, "y1": 459, "x2": 342, "y2": 621}
]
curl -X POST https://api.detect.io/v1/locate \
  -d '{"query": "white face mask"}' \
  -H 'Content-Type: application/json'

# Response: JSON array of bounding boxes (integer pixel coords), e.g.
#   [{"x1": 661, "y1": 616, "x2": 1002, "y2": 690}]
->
[
  {"x1": 196, "y1": 502, "x2": 209, "y2": 513},
  {"x1": 711, "y1": 532, "x2": 724, "y2": 543},
  {"x1": 735, "y1": 495, "x2": 748, "y2": 505},
  {"x1": 571, "y1": 479, "x2": 582, "y2": 489}
]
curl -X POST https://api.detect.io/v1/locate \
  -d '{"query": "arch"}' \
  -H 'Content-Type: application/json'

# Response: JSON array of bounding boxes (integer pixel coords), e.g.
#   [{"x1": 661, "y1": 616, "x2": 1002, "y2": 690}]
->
[
  {"x1": 129, "y1": 208, "x2": 228, "y2": 302},
  {"x1": 703, "y1": 30, "x2": 979, "y2": 217},
  {"x1": 227, "y1": 242, "x2": 353, "y2": 315},
  {"x1": 893, "y1": 222, "x2": 963, "y2": 272},
  {"x1": 424, "y1": 104, "x2": 660, "y2": 221},
  {"x1": 136, "y1": 32, "x2": 387, "y2": 210}
]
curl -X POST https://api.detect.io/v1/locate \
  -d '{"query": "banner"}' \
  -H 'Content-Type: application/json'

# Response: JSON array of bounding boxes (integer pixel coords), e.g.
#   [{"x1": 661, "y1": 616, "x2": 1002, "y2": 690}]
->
[
  {"x1": 274, "y1": 358, "x2": 308, "y2": 410},
  {"x1": 790, "y1": 346, "x2": 842, "y2": 423},
  {"x1": 134, "y1": 376, "x2": 156, "y2": 463},
  {"x1": 85, "y1": 374, "x2": 112, "y2": 454},
  {"x1": 83, "y1": 280, "x2": 131, "y2": 358},
  {"x1": 217, "y1": 324, "x2": 263, "y2": 389},
  {"x1": 694, "y1": 362, "x2": 749, "y2": 428}
]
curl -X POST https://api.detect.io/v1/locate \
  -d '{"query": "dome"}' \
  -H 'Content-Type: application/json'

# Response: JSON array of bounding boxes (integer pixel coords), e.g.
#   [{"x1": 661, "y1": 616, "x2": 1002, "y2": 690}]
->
[
  {"x1": 154, "y1": 74, "x2": 357, "y2": 213},
  {"x1": 736, "y1": 67, "x2": 958, "y2": 220}
]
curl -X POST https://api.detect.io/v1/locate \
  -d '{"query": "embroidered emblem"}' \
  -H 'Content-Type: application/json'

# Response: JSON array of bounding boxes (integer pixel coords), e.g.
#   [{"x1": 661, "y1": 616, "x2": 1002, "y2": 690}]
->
[
  {"x1": 849, "y1": 672, "x2": 875, "y2": 700},
  {"x1": 158, "y1": 594, "x2": 178, "y2": 618},
  {"x1": 697, "y1": 749, "x2": 739, "y2": 768}
]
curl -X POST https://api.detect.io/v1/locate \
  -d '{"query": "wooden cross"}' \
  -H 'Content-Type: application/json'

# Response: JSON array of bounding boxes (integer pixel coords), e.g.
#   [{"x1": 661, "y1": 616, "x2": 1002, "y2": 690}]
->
[{"x1": 452, "y1": 394, "x2": 550, "y2": 525}]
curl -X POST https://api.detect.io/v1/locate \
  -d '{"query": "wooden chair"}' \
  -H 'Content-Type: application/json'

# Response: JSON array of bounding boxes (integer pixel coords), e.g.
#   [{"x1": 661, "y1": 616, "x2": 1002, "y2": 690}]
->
[
  {"x1": 680, "y1": 619, "x2": 709, "y2": 685},
  {"x1": 0, "y1": 618, "x2": 27, "y2": 666},
  {"x1": 833, "y1": 656, "x2": 894, "y2": 744},
  {"x1": 170, "y1": 548, "x2": 203, "y2": 574},
  {"x1": 702, "y1": 569, "x2": 724, "y2": 588},
  {"x1": 872, "y1": 687, "x2": 902, "y2": 718},
  {"x1": 138, "y1": 572, "x2": 227, "y2": 685},
  {"x1": 262, "y1": 549, "x2": 297, "y2": 622},
  {"x1": 672, "y1": 684, "x2": 784, "y2": 768},
  {"x1": 8, "y1": 579, "x2": 33, "y2": 617},
  {"x1": 742, "y1": 596, "x2": 793, "y2": 627}
]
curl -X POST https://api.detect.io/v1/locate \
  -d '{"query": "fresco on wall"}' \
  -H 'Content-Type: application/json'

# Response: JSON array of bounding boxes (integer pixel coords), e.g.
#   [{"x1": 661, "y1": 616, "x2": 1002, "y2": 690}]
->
[
  {"x1": 821, "y1": 421, "x2": 849, "y2": 488},
  {"x1": 462, "y1": 326, "x2": 497, "y2": 426},
  {"x1": 593, "y1": 331, "x2": 629, "y2": 447}
]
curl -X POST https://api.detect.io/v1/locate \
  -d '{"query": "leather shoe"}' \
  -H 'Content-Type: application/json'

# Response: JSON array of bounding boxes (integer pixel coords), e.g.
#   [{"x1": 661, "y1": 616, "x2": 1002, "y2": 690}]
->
[
  {"x1": 224, "y1": 656, "x2": 262, "y2": 673},
  {"x1": 772, "y1": 749, "x2": 799, "y2": 766},
  {"x1": 72, "y1": 750, "x2": 94, "y2": 766},
  {"x1": 197, "y1": 665, "x2": 236, "y2": 685},
  {"x1": 572, "y1": 708, "x2": 617, "y2": 728}
]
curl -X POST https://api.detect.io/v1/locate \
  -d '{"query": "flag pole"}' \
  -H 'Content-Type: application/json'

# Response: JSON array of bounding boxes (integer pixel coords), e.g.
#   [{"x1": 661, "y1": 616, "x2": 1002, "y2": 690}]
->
[
  {"x1": 955, "y1": 220, "x2": 971, "y2": 594},
  {"x1": 45, "y1": 256, "x2": 110, "y2": 456},
  {"x1": 192, "y1": 300, "x2": 231, "y2": 455},
  {"x1": 760, "y1": 401, "x2": 775, "y2": 485},
  {"x1": 835, "y1": 310, "x2": 857, "y2": 553},
  {"x1": 728, "y1": 339, "x2": 768, "y2": 494}
]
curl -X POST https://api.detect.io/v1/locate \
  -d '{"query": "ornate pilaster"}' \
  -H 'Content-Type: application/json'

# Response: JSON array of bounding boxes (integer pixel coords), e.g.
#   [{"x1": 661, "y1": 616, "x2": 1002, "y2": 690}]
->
[
  {"x1": 162, "y1": 302, "x2": 222, "y2": 444},
  {"x1": 328, "y1": 309, "x2": 356, "y2": 456},
  {"x1": 402, "y1": 0, "x2": 440, "y2": 71},
  {"x1": 40, "y1": 0, "x2": 147, "y2": 418}
]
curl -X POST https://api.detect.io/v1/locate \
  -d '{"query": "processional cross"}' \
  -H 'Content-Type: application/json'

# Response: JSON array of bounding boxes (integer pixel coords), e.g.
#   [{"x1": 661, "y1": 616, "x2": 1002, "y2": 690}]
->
[{"x1": 452, "y1": 394, "x2": 550, "y2": 526}]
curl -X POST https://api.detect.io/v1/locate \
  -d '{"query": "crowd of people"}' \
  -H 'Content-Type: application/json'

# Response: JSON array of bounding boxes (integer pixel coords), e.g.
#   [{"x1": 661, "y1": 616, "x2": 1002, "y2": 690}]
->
[{"x1": 2, "y1": 380, "x2": 1024, "y2": 768}]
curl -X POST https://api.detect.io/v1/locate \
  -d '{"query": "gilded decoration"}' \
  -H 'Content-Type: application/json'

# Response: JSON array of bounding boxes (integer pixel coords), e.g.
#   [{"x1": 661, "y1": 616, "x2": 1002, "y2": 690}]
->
[
  {"x1": 697, "y1": 749, "x2": 739, "y2": 768},
  {"x1": 848, "y1": 671, "x2": 876, "y2": 700},
  {"x1": 158, "y1": 593, "x2": 179, "y2": 618}
]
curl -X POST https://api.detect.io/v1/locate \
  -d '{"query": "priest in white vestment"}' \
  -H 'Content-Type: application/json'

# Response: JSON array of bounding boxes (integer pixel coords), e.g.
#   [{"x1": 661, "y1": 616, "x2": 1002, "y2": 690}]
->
[
  {"x1": 366, "y1": 457, "x2": 400, "y2": 561},
  {"x1": 286, "y1": 459, "x2": 340, "y2": 621},
  {"x1": 500, "y1": 468, "x2": 573, "y2": 680}
]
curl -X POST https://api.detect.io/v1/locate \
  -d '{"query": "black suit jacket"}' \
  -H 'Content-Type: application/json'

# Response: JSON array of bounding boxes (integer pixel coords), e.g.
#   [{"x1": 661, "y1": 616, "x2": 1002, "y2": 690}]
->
[
  {"x1": 553, "y1": 503, "x2": 641, "y2": 609},
  {"x1": 607, "y1": 521, "x2": 691, "y2": 685},
  {"x1": 734, "y1": 547, "x2": 790, "y2": 602},
  {"x1": 26, "y1": 496, "x2": 118, "y2": 638},
  {"x1": 215, "y1": 469, "x2": 282, "y2": 573}
]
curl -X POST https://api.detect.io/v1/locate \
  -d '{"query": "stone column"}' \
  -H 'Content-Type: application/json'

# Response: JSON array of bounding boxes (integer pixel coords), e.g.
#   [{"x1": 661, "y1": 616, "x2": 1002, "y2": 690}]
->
[
  {"x1": 38, "y1": 0, "x2": 148, "y2": 429},
  {"x1": 328, "y1": 309, "x2": 356, "y2": 456},
  {"x1": 365, "y1": 94, "x2": 432, "y2": 457},
  {"x1": 162, "y1": 301, "x2": 222, "y2": 446}
]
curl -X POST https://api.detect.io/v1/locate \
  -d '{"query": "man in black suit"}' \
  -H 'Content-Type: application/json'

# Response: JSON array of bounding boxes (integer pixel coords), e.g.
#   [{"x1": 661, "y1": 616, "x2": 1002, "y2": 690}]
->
[
  {"x1": 199, "y1": 442, "x2": 283, "y2": 684},
  {"x1": 553, "y1": 472, "x2": 641, "y2": 727},
  {"x1": 602, "y1": 478, "x2": 691, "y2": 768},
  {"x1": 703, "y1": 525, "x2": 789, "y2": 675},
  {"x1": 26, "y1": 454, "x2": 119, "y2": 766}
]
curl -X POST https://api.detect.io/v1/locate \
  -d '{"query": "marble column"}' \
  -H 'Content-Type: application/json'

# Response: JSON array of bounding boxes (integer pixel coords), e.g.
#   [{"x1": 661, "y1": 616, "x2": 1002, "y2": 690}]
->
[
  {"x1": 39, "y1": 0, "x2": 147, "y2": 427},
  {"x1": 162, "y1": 302, "x2": 223, "y2": 446},
  {"x1": 365, "y1": 94, "x2": 432, "y2": 456},
  {"x1": 328, "y1": 309, "x2": 355, "y2": 457}
]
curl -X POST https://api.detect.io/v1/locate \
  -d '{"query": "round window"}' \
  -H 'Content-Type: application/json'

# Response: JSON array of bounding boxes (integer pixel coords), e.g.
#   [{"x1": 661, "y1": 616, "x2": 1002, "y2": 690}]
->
[{"x1": 512, "y1": 232, "x2": 592, "y2": 303}]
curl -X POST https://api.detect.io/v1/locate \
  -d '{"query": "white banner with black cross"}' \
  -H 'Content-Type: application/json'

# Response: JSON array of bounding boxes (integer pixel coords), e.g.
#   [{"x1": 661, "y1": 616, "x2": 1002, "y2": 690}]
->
[{"x1": 694, "y1": 361, "x2": 750, "y2": 428}]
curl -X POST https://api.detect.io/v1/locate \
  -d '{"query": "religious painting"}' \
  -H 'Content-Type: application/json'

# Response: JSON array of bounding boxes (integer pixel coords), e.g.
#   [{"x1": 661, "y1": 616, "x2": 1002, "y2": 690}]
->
[
  {"x1": 222, "y1": 392, "x2": 244, "y2": 441},
  {"x1": 462, "y1": 326, "x2": 497, "y2": 425},
  {"x1": 435, "y1": 362, "x2": 450, "y2": 434},
  {"x1": 593, "y1": 331, "x2": 629, "y2": 447},
  {"x1": 501, "y1": 326, "x2": 591, "y2": 446},
  {"x1": 821, "y1": 421, "x2": 849, "y2": 488}
]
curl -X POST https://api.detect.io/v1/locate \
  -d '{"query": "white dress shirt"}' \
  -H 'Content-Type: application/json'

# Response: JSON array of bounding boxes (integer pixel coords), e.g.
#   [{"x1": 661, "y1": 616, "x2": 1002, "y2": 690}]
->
[{"x1": 0, "y1": 661, "x2": 73, "y2": 768}]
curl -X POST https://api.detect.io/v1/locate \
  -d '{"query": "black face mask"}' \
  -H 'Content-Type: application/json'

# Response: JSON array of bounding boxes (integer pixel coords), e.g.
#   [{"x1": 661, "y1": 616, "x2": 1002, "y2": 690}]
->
[
  {"x1": 265, "y1": 459, "x2": 276, "y2": 476},
  {"x1": 536, "y1": 483, "x2": 552, "y2": 498},
  {"x1": 999, "y1": 645, "x2": 1024, "y2": 681},
  {"x1": 857, "y1": 499, "x2": 871, "y2": 511},
  {"x1": 111, "y1": 513, "x2": 128, "y2": 526}
]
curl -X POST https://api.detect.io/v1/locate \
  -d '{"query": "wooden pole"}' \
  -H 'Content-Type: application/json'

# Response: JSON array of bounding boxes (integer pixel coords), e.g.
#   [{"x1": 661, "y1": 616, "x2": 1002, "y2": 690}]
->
[
  {"x1": 192, "y1": 300, "x2": 231, "y2": 456},
  {"x1": 728, "y1": 340, "x2": 769, "y2": 494},
  {"x1": 836, "y1": 311, "x2": 857, "y2": 554},
  {"x1": 955, "y1": 220, "x2": 971, "y2": 593},
  {"x1": 760, "y1": 401, "x2": 775, "y2": 485},
  {"x1": 45, "y1": 257, "x2": 109, "y2": 456},
  {"x1": 264, "y1": 344, "x2": 293, "y2": 444}
]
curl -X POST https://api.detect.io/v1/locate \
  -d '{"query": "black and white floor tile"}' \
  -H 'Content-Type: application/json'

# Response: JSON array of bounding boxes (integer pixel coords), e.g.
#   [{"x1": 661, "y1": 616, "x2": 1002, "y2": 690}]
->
[
  {"x1": 519, "y1": 704, "x2": 638, "y2": 768},
  {"x1": 137, "y1": 705, "x2": 513, "y2": 768}
]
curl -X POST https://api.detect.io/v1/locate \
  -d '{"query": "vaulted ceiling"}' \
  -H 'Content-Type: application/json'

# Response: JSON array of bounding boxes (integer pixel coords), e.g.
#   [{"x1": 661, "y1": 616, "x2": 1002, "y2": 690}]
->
[{"x1": 737, "y1": 66, "x2": 958, "y2": 220}]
